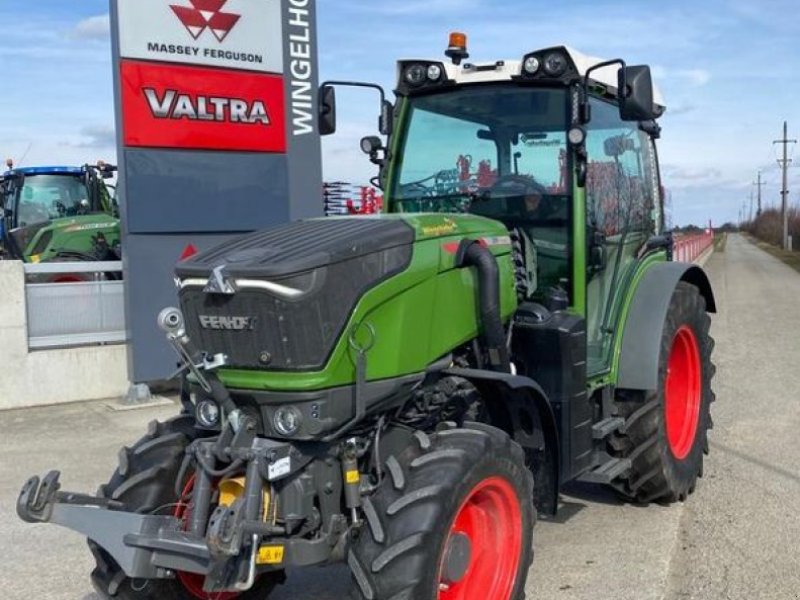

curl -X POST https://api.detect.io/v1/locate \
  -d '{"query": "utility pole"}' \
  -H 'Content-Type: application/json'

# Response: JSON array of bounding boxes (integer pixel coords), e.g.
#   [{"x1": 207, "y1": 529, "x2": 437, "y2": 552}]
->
[
  {"x1": 774, "y1": 121, "x2": 797, "y2": 249},
  {"x1": 753, "y1": 170, "x2": 766, "y2": 217},
  {"x1": 749, "y1": 189, "x2": 754, "y2": 222}
]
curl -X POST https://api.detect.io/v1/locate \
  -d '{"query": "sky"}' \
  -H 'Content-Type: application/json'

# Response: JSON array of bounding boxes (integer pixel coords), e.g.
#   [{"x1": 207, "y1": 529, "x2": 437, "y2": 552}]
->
[{"x1": 1, "y1": 0, "x2": 798, "y2": 227}]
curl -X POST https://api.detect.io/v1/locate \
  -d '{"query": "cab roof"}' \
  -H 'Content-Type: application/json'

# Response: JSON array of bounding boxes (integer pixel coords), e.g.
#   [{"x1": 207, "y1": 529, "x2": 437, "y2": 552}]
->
[
  {"x1": 398, "y1": 45, "x2": 666, "y2": 109},
  {"x1": 3, "y1": 166, "x2": 84, "y2": 177}
]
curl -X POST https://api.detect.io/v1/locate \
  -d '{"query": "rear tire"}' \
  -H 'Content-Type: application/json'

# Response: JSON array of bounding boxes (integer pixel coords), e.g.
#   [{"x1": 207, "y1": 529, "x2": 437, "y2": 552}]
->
[
  {"x1": 348, "y1": 423, "x2": 534, "y2": 600},
  {"x1": 611, "y1": 282, "x2": 715, "y2": 503},
  {"x1": 89, "y1": 415, "x2": 282, "y2": 600}
]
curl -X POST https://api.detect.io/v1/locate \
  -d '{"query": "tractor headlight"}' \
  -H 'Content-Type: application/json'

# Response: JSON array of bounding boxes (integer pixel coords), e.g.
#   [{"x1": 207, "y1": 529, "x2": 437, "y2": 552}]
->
[
  {"x1": 196, "y1": 399, "x2": 220, "y2": 428},
  {"x1": 405, "y1": 64, "x2": 427, "y2": 86},
  {"x1": 523, "y1": 56, "x2": 540, "y2": 75},
  {"x1": 427, "y1": 64, "x2": 443, "y2": 81},
  {"x1": 543, "y1": 52, "x2": 568, "y2": 77},
  {"x1": 273, "y1": 406, "x2": 303, "y2": 436}
]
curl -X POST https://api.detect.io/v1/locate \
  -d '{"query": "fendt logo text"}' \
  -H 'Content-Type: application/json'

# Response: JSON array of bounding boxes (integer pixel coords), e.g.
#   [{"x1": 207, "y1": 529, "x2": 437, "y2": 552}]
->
[
  {"x1": 170, "y1": 0, "x2": 241, "y2": 42},
  {"x1": 198, "y1": 315, "x2": 257, "y2": 331}
]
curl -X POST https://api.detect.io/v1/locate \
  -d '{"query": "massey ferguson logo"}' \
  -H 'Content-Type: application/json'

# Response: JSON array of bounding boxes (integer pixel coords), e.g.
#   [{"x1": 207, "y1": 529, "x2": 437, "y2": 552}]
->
[
  {"x1": 199, "y1": 315, "x2": 257, "y2": 331},
  {"x1": 170, "y1": 0, "x2": 241, "y2": 42},
  {"x1": 143, "y1": 88, "x2": 271, "y2": 125}
]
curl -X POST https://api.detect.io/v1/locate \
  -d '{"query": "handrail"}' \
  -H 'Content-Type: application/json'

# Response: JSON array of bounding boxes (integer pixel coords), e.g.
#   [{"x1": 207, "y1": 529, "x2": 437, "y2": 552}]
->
[{"x1": 23, "y1": 261, "x2": 123, "y2": 275}]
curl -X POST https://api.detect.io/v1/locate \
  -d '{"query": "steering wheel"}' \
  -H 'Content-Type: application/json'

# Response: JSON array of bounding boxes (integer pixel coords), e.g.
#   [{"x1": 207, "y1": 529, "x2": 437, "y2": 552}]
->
[
  {"x1": 483, "y1": 175, "x2": 549, "y2": 219},
  {"x1": 489, "y1": 174, "x2": 545, "y2": 196}
]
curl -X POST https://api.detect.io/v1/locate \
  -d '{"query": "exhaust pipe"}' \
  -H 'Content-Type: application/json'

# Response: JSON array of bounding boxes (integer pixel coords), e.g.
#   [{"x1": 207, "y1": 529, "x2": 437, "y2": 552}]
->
[{"x1": 456, "y1": 240, "x2": 511, "y2": 372}]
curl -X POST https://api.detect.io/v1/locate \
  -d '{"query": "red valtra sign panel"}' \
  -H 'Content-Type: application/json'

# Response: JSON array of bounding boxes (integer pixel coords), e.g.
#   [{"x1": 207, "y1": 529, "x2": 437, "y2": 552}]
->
[{"x1": 121, "y1": 60, "x2": 286, "y2": 152}]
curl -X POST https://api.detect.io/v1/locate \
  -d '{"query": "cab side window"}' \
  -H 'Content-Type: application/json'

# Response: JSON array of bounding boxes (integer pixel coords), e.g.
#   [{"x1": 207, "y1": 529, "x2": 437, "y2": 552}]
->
[{"x1": 585, "y1": 98, "x2": 657, "y2": 374}]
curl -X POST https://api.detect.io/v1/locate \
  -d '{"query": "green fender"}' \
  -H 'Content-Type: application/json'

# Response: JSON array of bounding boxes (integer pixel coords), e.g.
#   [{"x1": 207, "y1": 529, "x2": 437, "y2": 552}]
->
[
  {"x1": 443, "y1": 367, "x2": 560, "y2": 515},
  {"x1": 617, "y1": 262, "x2": 716, "y2": 391}
]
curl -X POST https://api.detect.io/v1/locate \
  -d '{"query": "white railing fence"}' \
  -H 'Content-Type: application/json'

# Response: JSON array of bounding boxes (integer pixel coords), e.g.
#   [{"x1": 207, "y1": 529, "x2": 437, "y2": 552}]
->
[{"x1": 23, "y1": 262, "x2": 126, "y2": 350}]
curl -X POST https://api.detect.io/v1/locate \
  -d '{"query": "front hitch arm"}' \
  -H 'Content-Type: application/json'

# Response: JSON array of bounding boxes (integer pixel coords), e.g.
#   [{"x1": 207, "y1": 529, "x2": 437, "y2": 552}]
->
[
  {"x1": 17, "y1": 470, "x2": 123, "y2": 523},
  {"x1": 18, "y1": 471, "x2": 184, "y2": 580}
]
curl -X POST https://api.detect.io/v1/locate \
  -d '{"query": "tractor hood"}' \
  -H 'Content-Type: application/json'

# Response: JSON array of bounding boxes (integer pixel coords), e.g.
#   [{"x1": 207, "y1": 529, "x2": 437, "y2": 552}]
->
[
  {"x1": 174, "y1": 214, "x2": 510, "y2": 374},
  {"x1": 175, "y1": 213, "x2": 505, "y2": 279},
  {"x1": 176, "y1": 217, "x2": 415, "y2": 279}
]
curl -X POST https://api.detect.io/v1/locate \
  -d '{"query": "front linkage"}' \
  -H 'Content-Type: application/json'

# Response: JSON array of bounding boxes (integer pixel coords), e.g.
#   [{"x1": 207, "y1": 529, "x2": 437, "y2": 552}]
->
[
  {"x1": 19, "y1": 433, "x2": 352, "y2": 591},
  {"x1": 18, "y1": 310, "x2": 361, "y2": 595}
]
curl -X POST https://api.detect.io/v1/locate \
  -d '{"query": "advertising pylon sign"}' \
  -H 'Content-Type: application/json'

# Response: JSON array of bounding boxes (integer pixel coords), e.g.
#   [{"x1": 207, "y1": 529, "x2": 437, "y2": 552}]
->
[{"x1": 110, "y1": 0, "x2": 322, "y2": 383}]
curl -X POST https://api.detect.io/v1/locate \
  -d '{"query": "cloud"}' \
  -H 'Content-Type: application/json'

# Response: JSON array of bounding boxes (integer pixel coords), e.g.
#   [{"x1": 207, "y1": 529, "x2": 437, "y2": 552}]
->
[
  {"x1": 339, "y1": 0, "x2": 481, "y2": 16},
  {"x1": 653, "y1": 66, "x2": 711, "y2": 87},
  {"x1": 661, "y1": 165, "x2": 733, "y2": 188},
  {"x1": 74, "y1": 125, "x2": 116, "y2": 149},
  {"x1": 678, "y1": 69, "x2": 711, "y2": 87},
  {"x1": 71, "y1": 14, "x2": 110, "y2": 41},
  {"x1": 668, "y1": 103, "x2": 697, "y2": 116}
]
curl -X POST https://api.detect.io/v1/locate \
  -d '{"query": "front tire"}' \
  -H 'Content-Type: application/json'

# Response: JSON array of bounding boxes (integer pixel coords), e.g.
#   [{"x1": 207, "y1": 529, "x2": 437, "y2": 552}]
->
[
  {"x1": 348, "y1": 424, "x2": 534, "y2": 600},
  {"x1": 611, "y1": 281, "x2": 715, "y2": 503}
]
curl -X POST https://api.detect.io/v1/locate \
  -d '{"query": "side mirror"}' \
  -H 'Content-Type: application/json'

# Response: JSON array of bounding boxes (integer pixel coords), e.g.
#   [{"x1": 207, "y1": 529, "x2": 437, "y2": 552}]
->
[
  {"x1": 604, "y1": 135, "x2": 635, "y2": 158},
  {"x1": 380, "y1": 100, "x2": 394, "y2": 136},
  {"x1": 319, "y1": 85, "x2": 337, "y2": 136},
  {"x1": 618, "y1": 65, "x2": 657, "y2": 122},
  {"x1": 360, "y1": 136, "x2": 386, "y2": 166}
]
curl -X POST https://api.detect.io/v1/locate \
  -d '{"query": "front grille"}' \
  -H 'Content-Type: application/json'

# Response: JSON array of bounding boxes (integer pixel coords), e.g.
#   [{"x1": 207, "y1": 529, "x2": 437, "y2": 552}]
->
[{"x1": 180, "y1": 246, "x2": 411, "y2": 370}]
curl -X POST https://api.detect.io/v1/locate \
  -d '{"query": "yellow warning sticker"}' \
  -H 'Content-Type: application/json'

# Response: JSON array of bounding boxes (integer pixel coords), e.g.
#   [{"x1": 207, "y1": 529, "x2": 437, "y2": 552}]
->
[
  {"x1": 346, "y1": 470, "x2": 360, "y2": 484},
  {"x1": 257, "y1": 545, "x2": 285, "y2": 565}
]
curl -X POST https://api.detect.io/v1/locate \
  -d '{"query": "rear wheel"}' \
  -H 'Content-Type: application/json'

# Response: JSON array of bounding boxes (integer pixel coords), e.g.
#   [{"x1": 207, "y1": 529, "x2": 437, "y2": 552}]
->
[
  {"x1": 90, "y1": 415, "x2": 283, "y2": 599},
  {"x1": 348, "y1": 424, "x2": 534, "y2": 600},
  {"x1": 611, "y1": 281, "x2": 715, "y2": 503}
]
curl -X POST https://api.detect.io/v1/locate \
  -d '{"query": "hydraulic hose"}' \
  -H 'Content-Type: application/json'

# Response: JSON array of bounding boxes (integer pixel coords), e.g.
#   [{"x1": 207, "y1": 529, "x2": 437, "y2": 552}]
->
[{"x1": 457, "y1": 240, "x2": 512, "y2": 372}]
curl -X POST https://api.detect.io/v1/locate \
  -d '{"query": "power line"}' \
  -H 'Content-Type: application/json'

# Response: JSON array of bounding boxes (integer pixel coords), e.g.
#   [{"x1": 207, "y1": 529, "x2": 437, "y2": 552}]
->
[{"x1": 773, "y1": 121, "x2": 797, "y2": 249}]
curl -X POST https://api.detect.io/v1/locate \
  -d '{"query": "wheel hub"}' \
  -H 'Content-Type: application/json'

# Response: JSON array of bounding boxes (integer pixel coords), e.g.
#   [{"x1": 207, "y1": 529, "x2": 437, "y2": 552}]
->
[
  {"x1": 437, "y1": 476, "x2": 522, "y2": 600},
  {"x1": 440, "y1": 532, "x2": 472, "y2": 584},
  {"x1": 664, "y1": 325, "x2": 702, "y2": 460}
]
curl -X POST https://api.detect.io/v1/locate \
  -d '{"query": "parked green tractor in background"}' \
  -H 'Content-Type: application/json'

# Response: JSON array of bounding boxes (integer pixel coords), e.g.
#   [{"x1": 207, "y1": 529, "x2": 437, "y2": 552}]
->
[
  {"x1": 18, "y1": 37, "x2": 715, "y2": 600},
  {"x1": 0, "y1": 161, "x2": 120, "y2": 266}
]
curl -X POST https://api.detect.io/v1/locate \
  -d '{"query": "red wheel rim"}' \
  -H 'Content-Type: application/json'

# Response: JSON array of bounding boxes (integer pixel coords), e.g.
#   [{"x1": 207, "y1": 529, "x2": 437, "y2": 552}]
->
[
  {"x1": 664, "y1": 325, "x2": 702, "y2": 459},
  {"x1": 173, "y1": 477, "x2": 240, "y2": 600},
  {"x1": 437, "y1": 476, "x2": 523, "y2": 600}
]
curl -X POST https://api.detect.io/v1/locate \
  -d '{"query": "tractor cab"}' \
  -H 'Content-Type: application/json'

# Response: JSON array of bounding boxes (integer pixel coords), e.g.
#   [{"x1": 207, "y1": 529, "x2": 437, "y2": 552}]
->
[
  {"x1": 321, "y1": 36, "x2": 667, "y2": 376},
  {"x1": 0, "y1": 161, "x2": 119, "y2": 262}
]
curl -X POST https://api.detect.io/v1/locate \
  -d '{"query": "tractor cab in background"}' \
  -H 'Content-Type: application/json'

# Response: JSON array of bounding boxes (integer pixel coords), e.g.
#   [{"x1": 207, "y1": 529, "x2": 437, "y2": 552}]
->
[{"x1": 0, "y1": 161, "x2": 121, "y2": 263}]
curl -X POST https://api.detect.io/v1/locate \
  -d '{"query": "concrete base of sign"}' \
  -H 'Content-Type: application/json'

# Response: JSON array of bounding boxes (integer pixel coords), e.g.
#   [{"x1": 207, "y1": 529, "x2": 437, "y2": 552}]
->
[{"x1": 0, "y1": 262, "x2": 129, "y2": 410}]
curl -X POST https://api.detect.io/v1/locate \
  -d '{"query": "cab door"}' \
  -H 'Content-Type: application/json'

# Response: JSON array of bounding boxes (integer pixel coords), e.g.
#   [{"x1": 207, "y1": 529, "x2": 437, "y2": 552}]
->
[{"x1": 584, "y1": 98, "x2": 659, "y2": 376}]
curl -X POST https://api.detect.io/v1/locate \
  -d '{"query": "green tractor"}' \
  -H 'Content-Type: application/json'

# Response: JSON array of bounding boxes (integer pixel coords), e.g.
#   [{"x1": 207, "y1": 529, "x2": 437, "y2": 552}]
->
[
  {"x1": 18, "y1": 38, "x2": 715, "y2": 600},
  {"x1": 0, "y1": 161, "x2": 120, "y2": 269}
]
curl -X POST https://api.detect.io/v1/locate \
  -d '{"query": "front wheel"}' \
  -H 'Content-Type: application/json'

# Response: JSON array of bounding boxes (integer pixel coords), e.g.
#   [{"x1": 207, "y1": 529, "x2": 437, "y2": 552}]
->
[
  {"x1": 348, "y1": 424, "x2": 534, "y2": 600},
  {"x1": 611, "y1": 281, "x2": 716, "y2": 503}
]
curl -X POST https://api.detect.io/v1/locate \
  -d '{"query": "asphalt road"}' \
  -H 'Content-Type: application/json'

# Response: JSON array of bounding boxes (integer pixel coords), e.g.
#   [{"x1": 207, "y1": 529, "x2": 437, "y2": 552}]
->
[{"x1": 1, "y1": 233, "x2": 798, "y2": 599}]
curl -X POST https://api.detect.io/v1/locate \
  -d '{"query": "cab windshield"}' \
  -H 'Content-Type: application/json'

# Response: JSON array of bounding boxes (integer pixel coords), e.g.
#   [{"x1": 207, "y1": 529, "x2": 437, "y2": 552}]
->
[
  {"x1": 391, "y1": 85, "x2": 572, "y2": 293},
  {"x1": 6, "y1": 174, "x2": 89, "y2": 228},
  {"x1": 390, "y1": 85, "x2": 570, "y2": 222}
]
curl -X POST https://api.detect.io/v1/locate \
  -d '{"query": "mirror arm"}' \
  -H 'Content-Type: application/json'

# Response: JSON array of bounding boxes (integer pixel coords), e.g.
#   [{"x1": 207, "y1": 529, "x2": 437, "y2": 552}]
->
[
  {"x1": 581, "y1": 58, "x2": 626, "y2": 123},
  {"x1": 320, "y1": 80, "x2": 394, "y2": 135}
]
